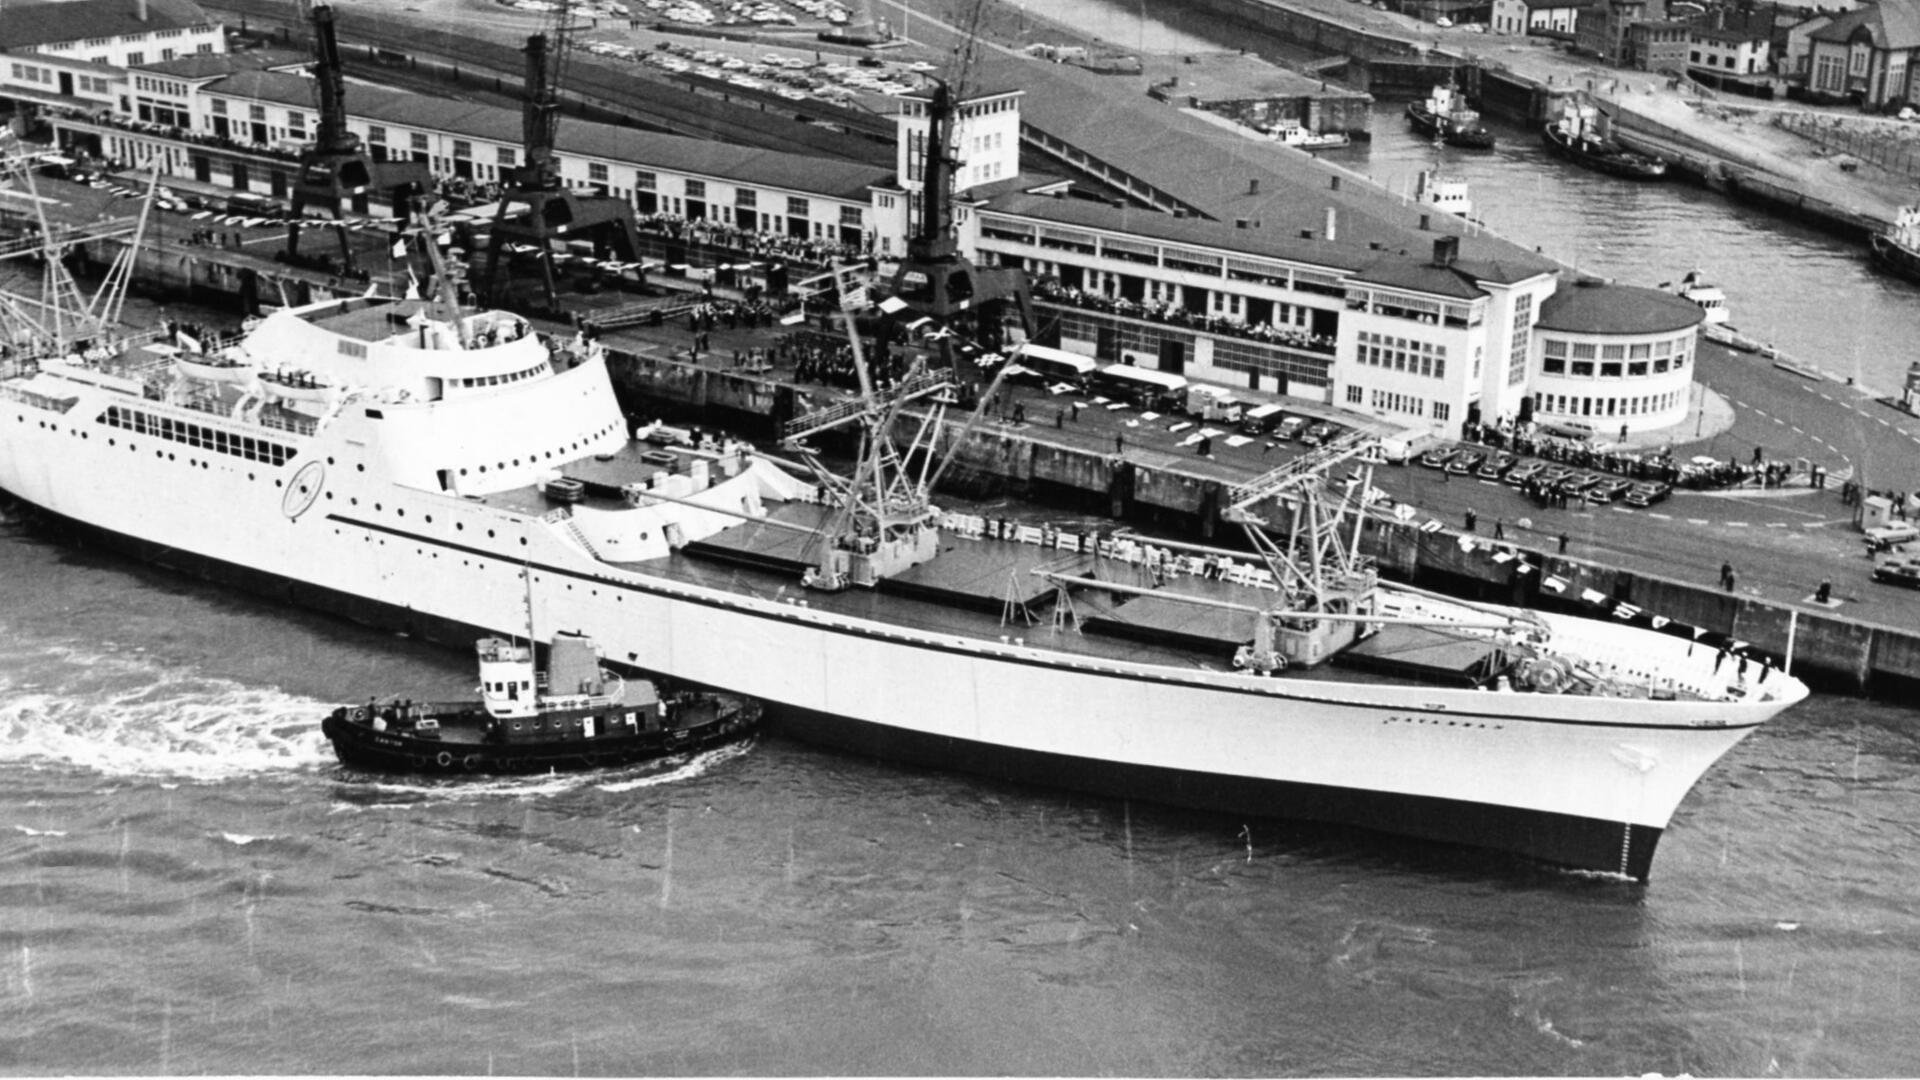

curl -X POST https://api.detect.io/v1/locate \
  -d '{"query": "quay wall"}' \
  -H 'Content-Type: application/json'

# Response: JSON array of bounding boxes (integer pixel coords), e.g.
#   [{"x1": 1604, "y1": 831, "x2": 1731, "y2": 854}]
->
[{"x1": 608, "y1": 349, "x2": 1920, "y2": 699}]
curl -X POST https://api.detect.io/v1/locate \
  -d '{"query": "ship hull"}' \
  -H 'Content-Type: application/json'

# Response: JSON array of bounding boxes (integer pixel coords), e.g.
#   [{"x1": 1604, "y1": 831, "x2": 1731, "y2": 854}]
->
[
  {"x1": 1541, "y1": 125, "x2": 1667, "y2": 179},
  {"x1": 1406, "y1": 103, "x2": 1495, "y2": 149},
  {"x1": 319, "y1": 702, "x2": 761, "y2": 775},
  {"x1": 0, "y1": 478, "x2": 1753, "y2": 881},
  {"x1": 10, "y1": 491, "x2": 1668, "y2": 876},
  {"x1": 1869, "y1": 232, "x2": 1920, "y2": 284}
]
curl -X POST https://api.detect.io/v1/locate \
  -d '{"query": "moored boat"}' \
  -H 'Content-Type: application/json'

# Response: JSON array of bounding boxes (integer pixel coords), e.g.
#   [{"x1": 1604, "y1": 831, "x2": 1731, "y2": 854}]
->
[
  {"x1": 1666, "y1": 268, "x2": 1730, "y2": 326},
  {"x1": 1406, "y1": 84, "x2": 1495, "y2": 149},
  {"x1": 1869, "y1": 206, "x2": 1920, "y2": 284},
  {"x1": 321, "y1": 630, "x2": 762, "y2": 774},
  {"x1": 1269, "y1": 121, "x2": 1351, "y2": 150},
  {"x1": 1542, "y1": 101, "x2": 1666, "y2": 179}
]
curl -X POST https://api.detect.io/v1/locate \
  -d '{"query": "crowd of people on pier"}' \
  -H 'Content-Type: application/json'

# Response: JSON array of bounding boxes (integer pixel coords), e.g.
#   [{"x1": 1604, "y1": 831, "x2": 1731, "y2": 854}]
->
[{"x1": 1032, "y1": 279, "x2": 1336, "y2": 354}]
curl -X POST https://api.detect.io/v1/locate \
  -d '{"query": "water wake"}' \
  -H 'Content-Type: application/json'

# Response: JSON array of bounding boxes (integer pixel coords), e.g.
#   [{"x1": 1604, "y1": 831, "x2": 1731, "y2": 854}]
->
[{"x1": 0, "y1": 641, "x2": 332, "y2": 779}]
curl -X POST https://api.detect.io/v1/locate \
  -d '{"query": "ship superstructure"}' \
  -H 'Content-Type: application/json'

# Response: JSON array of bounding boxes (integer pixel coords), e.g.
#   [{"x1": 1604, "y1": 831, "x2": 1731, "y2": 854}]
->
[{"x1": 0, "y1": 243, "x2": 1807, "y2": 878}]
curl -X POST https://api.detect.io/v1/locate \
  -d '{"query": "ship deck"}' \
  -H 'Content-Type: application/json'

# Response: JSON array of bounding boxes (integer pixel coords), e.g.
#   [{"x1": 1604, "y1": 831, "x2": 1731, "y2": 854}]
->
[{"x1": 473, "y1": 443, "x2": 1498, "y2": 689}]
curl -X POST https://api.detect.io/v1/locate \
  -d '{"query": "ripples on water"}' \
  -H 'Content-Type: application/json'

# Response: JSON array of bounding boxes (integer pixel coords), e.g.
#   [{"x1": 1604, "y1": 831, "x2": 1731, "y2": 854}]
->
[{"x1": 2, "y1": 510, "x2": 1919, "y2": 1076}]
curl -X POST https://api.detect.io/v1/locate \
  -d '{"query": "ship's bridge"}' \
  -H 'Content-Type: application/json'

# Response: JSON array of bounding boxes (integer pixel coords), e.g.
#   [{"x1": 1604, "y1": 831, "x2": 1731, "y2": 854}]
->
[{"x1": 239, "y1": 297, "x2": 549, "y2": 404}]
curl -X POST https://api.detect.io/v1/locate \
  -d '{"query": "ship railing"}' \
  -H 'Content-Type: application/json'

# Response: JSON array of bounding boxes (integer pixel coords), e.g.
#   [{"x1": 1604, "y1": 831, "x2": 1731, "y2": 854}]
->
[{"x1": 256, "y1": 410, "x2": 318, "y2": 437}]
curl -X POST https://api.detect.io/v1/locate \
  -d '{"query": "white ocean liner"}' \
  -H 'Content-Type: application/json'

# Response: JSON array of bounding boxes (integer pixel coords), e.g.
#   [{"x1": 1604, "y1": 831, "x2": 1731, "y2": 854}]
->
[{"x1": 0, "y1": 270, "x2": 1807, "y2": 879}]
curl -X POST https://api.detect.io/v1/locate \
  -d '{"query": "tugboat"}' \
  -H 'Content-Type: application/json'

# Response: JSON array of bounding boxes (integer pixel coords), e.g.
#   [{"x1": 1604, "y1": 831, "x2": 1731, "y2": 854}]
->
[
  {"x1": 1405, "y1": 84, "x2": 1496, "y2": 149},
  {"x1": 1869, "y1": 206, "x2": 1920, "y2": 284},
  {"x1": 1542, "y1": 100, "x2": 1667, "y2": 179},
  {"x1": 321, "y1": 630, "x2": 763, "y2": 774}
]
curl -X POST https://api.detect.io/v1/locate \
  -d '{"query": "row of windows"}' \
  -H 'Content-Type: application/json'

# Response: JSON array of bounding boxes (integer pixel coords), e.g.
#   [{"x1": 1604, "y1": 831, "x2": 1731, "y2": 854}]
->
[
  {"x1": 9, "y1": 64, "x2": 52, "y2": 85},
  {"x1": 99, "y1": 406, "x2": 295, "y2": 466},
  {"x1": 1543, "y1": 337, "x2": 1681, "y2": 360},
  {"x1": 1368, "y1": 388, "x2": 1428, "y2": 418},
  {"x1": 1356, "y1": 331, "x2": 1448, "y2": 380},
  {"x1": 453, "y1": 362, "x2": 548, "y2": 389},
  {"x1": 1537, "y1": 390, "x2": 1683, "y2": 419},
  {"x1": 1540, "y1": 352, "x2": 1688, "y2": 378},
  {"x1": 133, "y1": 75, "x2": 187, "y2": 97},
  {"x1": 447, "y1": 420, "x2": 623, "y2": 479}
]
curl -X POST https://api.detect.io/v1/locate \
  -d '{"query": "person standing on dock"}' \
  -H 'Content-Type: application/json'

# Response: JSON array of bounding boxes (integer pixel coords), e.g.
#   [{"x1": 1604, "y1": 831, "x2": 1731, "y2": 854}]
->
[
  {"x1": 1720, "y1": 561, "x2": 1734, "y2": 590},
  {"x1": 1464, "y1": 508, "x2": 1477, "y2": 532}
]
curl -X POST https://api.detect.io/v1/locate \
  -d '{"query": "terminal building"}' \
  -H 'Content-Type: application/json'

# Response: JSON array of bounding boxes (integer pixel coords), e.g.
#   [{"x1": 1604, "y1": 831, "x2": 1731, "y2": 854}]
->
[{"x1": 3, "y1": 0, "x2": 1704, "y2": 441}]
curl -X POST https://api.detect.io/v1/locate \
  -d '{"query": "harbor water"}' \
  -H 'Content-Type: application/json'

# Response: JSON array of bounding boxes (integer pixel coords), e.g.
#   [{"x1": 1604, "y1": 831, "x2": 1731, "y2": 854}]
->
[{"x1": 3, "y1": 503, "x2": 1919, "y2": 1076}]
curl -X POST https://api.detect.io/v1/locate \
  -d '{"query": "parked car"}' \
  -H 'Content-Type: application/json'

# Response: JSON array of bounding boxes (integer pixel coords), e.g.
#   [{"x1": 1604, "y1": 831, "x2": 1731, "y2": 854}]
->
[
  {"x1": 1476, "y1": 453, "x2": 1517, "y2": 480},
  {"x1": 1586, "y1": 478, "x2": 1635, "y2": 503},
  {"x1": 1272, "y1": 415, "x2": 1308, "y2": 442},
  {"x1": 1865, "y1": 523, "x2": 1920, "y2": 553},
  {"x1": 1624, "y1": 482, "x2": 1672, "y2": 507},
  {"x1": 1504, "y1": 460, "x2": 1546, "y2": 486},
  {"x1": 1558, "y1": 472, "x2": 1605, "y2": 496},
  {"x1": 1533, "y1": 465, "x2": 1573, "y2": 490},
  {"x1": 1300, "y1": 422, "x2": 1336, "y2": 447},
  {"x1": 1446, "y1": 450, "x2": 1486, "y2": 476},
  {"x1": 1419, "y1": 446, "x2": 1458, "y2": 469}
]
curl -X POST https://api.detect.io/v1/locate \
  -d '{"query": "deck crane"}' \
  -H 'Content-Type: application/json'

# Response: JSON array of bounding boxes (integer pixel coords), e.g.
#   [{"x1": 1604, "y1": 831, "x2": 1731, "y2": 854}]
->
[
  {"x1": 285, "y1": 0, "x2": 432, "y2": 273},
  {"x1": 0, "y1": 130, "x2": 157, "y2": 360},
  {"x1": 477, "y1": 0, "x2": 640, "y2": 311}
]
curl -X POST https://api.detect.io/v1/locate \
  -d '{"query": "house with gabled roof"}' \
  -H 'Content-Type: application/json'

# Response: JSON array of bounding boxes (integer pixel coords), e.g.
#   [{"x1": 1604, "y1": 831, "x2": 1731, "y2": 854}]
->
[{"x1": 1806, "y1": 0, "x2": 1920, "y2": 108}]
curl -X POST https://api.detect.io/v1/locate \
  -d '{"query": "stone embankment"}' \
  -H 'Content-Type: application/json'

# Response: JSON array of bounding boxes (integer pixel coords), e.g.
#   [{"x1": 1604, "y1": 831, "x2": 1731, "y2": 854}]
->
[{"x1": 604, "y1": 346, "x2": 1920, "y2": 700}]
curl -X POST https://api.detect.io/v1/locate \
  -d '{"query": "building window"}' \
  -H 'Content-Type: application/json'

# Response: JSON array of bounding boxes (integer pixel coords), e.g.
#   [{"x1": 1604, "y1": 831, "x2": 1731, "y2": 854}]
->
[
  {"x1": 497, "y1": 147, "x2": 515, "y2": 166},
  {"x1": 1433, "y1": 402, "x2": 1450, "y2": 422},
  {"x1": 787, "y1": 195, "x2": 809, "y2": 216},
  {"x1": 735, "y1": 189, "x2": 756, "y2": 208},
  {"x1": 249, "y1": 103, "x2": 267, "y2": 121},
  {"x1": 210, "y1": 98, "x2": 227, "y2": 115},
  {"x1": 1346, "y1": 385, "x2": 1363, "y2": 404},
  {"x1": 410, "y1": 133, "x2": 429, "y2": 151},
  {"x1": 635, "y1": 170, "x2": 656, "y2": 190},
  {"x1": 126, "y1": 51, "x2": 145, "y2": 66},
  {"x1": 453, "y1": 140, "x2": 472, "y2": 159},
  {"x1": 685, "y1": 178, "x2": 706, "y2": 199},
  {"x1": 839, "y1": 205, "x2": 863, "y2": 227}
]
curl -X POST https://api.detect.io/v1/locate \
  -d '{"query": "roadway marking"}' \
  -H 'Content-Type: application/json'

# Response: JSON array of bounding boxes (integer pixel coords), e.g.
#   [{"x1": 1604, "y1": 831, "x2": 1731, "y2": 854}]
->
[
  {"x1": 1766, "y1": 522, "x2": 1789, "y2": 528},
  {"x1": 1727, "y1": 521, "x2": 1750, "y2": 527},
  {"x1": 1648, "y1": 512, "x2": 1672, "y2": 519},
  {"x1": 1689, "y1": 518, "x2": 1710, "y2": 525}
]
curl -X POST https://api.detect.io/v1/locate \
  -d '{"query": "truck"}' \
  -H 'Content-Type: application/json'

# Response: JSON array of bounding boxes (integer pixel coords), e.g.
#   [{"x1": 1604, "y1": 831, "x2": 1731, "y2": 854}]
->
[
  {"x1": 1184, "y1": 384, "x2": 1244, "y2": 423},
  {"x1": 1373, "y1": 426, "x2": 1443, "y2": 465}
]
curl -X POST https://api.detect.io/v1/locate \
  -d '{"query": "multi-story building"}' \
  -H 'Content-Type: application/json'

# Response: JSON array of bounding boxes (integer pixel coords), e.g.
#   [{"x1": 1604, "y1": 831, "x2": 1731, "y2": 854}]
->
[
  {"x1": 1805, "y1": 0, "x2": 1920, "y2": 108},
  {"x1": 1530, "y1": 280, "x2": 1701, "y2": 435},
  {"x1": 0, "y1": 0, "x2": 224, "y2": 97},
  {"x1": 1689, "y1": 10, "x2": 1774, "y2": 77},
  {"x1": 1628, "y1": 19, "x2": 1694, "y2": 73},
  {"x1": 1577, "y1": 0, "x2": 1668, "y2": 63}
]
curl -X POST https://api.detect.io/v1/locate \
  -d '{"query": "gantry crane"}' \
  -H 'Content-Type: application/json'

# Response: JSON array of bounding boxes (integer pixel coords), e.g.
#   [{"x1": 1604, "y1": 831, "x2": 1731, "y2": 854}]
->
[
  {"x1": 478, "y1": 0, "x2": 640, "y2": 310},
  {"x1": 285, "y1": 0, "x2": 432, "y2": 273}
]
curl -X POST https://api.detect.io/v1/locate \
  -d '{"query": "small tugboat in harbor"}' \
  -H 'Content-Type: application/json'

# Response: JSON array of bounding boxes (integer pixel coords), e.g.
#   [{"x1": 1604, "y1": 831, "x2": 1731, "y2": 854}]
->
[
  {"x1": 321, "y1": 630, "x2": 763, "y2": 775},
  {"x1": 1869, "y1": 206, "x2": 1920, "y2": 284},
  {"x1": 1406, "y1": 84, "x2": 1495, "y2": 149},
  {"x1": 1542, "y1": 100, "x2": 1667, "y2": 179}
]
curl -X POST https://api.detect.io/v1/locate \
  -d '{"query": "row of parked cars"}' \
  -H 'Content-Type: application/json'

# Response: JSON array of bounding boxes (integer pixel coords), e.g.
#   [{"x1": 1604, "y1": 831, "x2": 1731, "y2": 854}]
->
[{"x1": 1417, "y1": 445, "x2": 1673, "y2": 508}]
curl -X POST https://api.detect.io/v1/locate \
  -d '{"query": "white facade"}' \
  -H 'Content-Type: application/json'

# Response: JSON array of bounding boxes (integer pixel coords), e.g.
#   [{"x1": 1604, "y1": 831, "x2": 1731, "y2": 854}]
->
[
  {"x1": 1532, "y1": 322, "x2": 1696, "y2": 434},
  {"x1": 893, "y1": 88, "x2": 1024, "y2": 198},
  {"x1": 5, "y1": 19, "x2": 223, "y2": 72}
]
